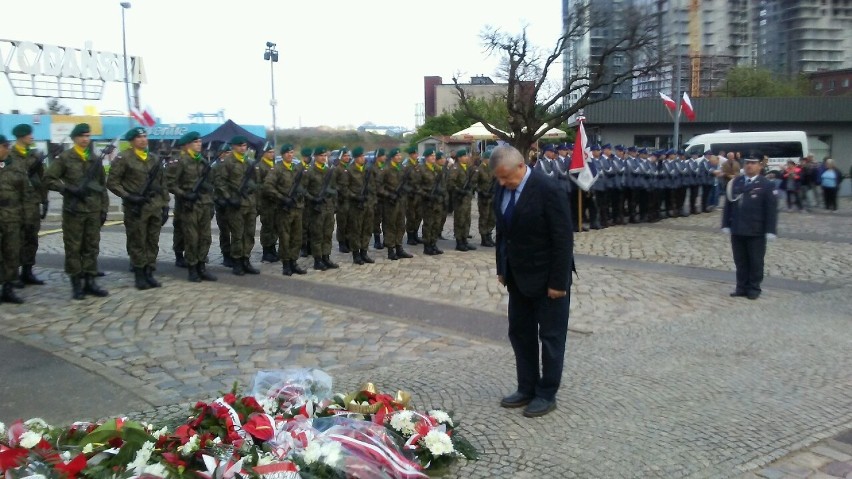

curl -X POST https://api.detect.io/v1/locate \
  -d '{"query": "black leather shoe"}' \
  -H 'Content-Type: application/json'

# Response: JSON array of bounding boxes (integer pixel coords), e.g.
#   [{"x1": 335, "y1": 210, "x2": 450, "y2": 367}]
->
[
  {"x1": 500, "y1": 391, "x2": 534, "y2": 408},
  {"x1": 522, "y1": 397, "x2": 557, "y2": 418},
  {"x1": 730, "y1": 291, "x2": 747, "y2": 297},
  {"x1": 747, "y1": 292, "x2": 760, "y2": 300}
]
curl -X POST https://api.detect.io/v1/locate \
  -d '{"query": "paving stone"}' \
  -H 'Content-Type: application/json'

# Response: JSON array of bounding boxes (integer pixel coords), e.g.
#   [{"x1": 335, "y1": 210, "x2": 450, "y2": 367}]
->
[{"x1": 821, "y1": 461, "x2": 852, "y2": 477}]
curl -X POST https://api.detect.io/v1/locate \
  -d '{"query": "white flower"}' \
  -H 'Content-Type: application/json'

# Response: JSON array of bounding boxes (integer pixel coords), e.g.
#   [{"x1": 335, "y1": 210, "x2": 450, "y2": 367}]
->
[
  {"x1": 24, "y1": 418, "x2": 49, "y2": 431},
  {"x1": 428, "y1": 410, "x2": 454, "y2": 427},
  {"x1": 180, "y1": 434, "x2": 200, "y2": 456},
  {"x1": 423, "y1": 430, "x2": 455, "y2": 457},
  {"x1": 19, "y1": 430, "x2": 44, "y2": 449},
  {"x1": 302, "y1": 441, "x2": 322, "y2": 465},
  {"x1": 82, "y1": 443, "x2": 94, "y2": 454},
  {"x1": 258, "y1": 397, "x2": 278, "y2": 415},
  {"x1": 61, "y1": 451, "x2": 72, "y2": 462},
  {"x1": 143, "y1": 462, "x2": 168, "y2": 478},
  {"x1": 321, "y1": 442, "x2": 343, "y2": 468},
  {"x1": 128, "y1": 441, "x2": 156, "y2": 472},
  {"x1": 0, "y1": 421, "x2": 6, "y2": 437},
  {"x1": 389, "y1": 411, "x2": 417, "y2": 436},
  {"x1": 152, "y1": 426, "x2": 169, "y2": 439},
  {"x1": 256, "y1": 453, "x2": 276, "y2": 467}
]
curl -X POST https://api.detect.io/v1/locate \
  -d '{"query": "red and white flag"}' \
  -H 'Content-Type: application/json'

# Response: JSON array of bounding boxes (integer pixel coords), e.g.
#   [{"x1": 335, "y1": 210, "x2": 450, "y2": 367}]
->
[
  {"x1": 681, "y1": 93, "x2": 696, "y2": 121},
  {"x1": 659, "y1": 92, "x2": 677, "y2": 112},
  {"x1": 568, "y1": 117, "x2": 599, "y2": 191},
  {"x1": 129, "y1": 106, "x2": 157, "y2": 127}
]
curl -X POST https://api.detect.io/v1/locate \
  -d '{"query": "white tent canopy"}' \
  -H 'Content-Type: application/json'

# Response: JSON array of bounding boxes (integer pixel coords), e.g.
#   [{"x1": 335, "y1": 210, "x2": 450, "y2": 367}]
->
[
  {"x1": 536, "y1": 124, "x2": 568, "y2": 139},
  {"x1": 450, "y1": 122, "x2": 507, "y2": 140}
]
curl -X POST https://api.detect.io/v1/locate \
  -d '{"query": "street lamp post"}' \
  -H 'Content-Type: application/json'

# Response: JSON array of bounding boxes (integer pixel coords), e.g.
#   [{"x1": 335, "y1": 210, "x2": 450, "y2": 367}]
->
[
  {"x1": 264, "y1": 41, "x2": 279, "y2": 148},
  {"x1": 120, "y1": 1, "x2": 132, "y2": 129}
]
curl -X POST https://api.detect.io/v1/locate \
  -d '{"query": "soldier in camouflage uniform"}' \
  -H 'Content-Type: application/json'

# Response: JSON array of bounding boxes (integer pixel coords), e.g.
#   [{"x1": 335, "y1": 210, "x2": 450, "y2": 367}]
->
[
  {"x1": 9, "y1": 124, "x2": 48, "y2": 286},
  {"x1": 107, "y1": 127, "x2": 170, "y2": 290},
  {"x1": 345, "y1": 147, "x2": 375, "y2": 265},
  {"x1": 436, "y1": 152, "x2": 451, "y2": 241},
  {"x1": 211, "y1": 144, "x2": 234, "y2": 267},
  {"x1": 449, "y1": 149, "x2": 477, "y2": 252},
  {"x1": 299, "y1": 147, "x2": 313, "y2": 258},
  {"x1": 262, "y1": 144, "x2": 308, "y2": 276},
  {"x1": 403, "y1": 147, "x2": 423, "y2": 246},
  {"x1": 371, "y1": 149, "x2": 387, "y2": 249},
  {"x1": 167, "y1": 143, "x2": 187, "y2": 269},
  {"x1": 166, "y1": 131, "x2": 217, "y2": 283},
  {"x1": 474, "y1": 150, "x2": 496, "y2": 247},
  {"x1": 257, "y1": 143, "x2": 279, "y2": 263},
  {"x1": 333, "y1": 148, "x2": 352, "y2": 253},
  {"x1": 378, "y1": 148, "x2": 413, "y2": 260},
  {"x1": 418, "y1": 149, "x2": 444, "y2": 255},
  {"x1": 302, "y1": 146, "x2": 338, "y2": 270},
  {"x1": 44, "y1": 123, "x2": 110, "y2": 300},
  {"x1": 213, "y1": 136, "x2": 261, "y2": 276},
  {"x1": 0, "y1": 135, "x2": 26, "y2": 304}
]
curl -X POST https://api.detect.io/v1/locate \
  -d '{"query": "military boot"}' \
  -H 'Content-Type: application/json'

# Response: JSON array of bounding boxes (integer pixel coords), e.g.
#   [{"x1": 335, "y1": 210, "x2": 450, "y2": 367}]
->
[
  {"x1": 482, "y1": 233, "x2": 496, "y2": 247},
  {"x1": 2, "y1": 283, "x2": 24, "y2": 304},
  {"x1": 83, "y1": 275, "x2": 109, "y2": 297},
  {"x1": 144, "y1": 266, "x2": 162, "y2": 288},
  {"x1": 21, "y1": 265, "x2": 45, "y2": 285},
  {"x1": 242, "y1": 258, "x2": 261, "y2": 274},
  {"x1": 339, "y1": 241, "x2": 351, "y2": 253},
  {"x1": 373, "y1": 234, "x2": 384, "y2": 250},
  {"x1": 359, "y1": 250, "x2": 374, "y2": 264},
  {"x1": 455, "y1": 240, "x2": 468, "y2": 252},
  {"x1": 323, "y1": 255, "x2": 340, "y2": 269},
  {"x1": 261, "y1": 247, "x2": 278, "y2": 263},
  {"x1": 407, "y1": 232, "x2": 418, "y2": 246},
  {"x1": 434, "y1": 243, "x2": 444, "y2": 255},
  {"x1": 300, "y1": 243, "x2": 310, "y2": 258},
  {"x1": 414, "y1": 234, "x2": 424, "y2": 244},
  {"x1": 463, "y1": 240, "x2": 477, "y2": 251},
  {"x1": 222, "y1": 254, "x2": 235, "y2": 268},
  {"x1": 70, "y1": 275, "x2": 85, "y2": 300},
  {"x1": 387, "y1": 247, "x2": 399, "y2": 261},
  {"x1": 396, "y1": 245, "x2": 413, "y2": 259},
  {"x1": 313, "y1": 257, "x2": 327, "y2": 271},
  {"x1": 175, "y1": 251, "x2": 187, "y2": 268},
  {"x1": 198, "y1": 263, "x2": 218, "y2": 281},
  {"x1": 290, "y1": 260, "x2": 307, "y2": 275},
  {"x1": 188, "y1": 264, "x2": 202, "y2": 283},
  {"x1": 424, "y1": 244, "x2": 436, "y2": 256},
  {"x1": 352, "y1": 252, "x2": 365, "y2": 265},
  {"x1": 232, "y1": 260, "x2": 245, "y2": 276},
  {"x1": 281, "y1": 261, "x2": 294, "y2": 276},
  {"x1": 133, "y1": 267, "x2": 151, "y2": 290}
]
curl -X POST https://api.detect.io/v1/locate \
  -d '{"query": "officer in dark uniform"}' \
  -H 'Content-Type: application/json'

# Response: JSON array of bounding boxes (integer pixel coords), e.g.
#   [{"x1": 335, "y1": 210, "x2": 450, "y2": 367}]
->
[
  {"x1": 107, "y1": 127, "x2": 170, "y2": 290},
  {"x1": 0, "y1": 135, "x2": 26, "y2": 304},
  {"x1": 722, "y1": 156, "x2": 778, "y2": 300},
  {"x1": 674, "y1": 150, "x2": 691, "y2": 216},
  {"x1": 686, "y1": 151, "x2": 702, "y2": 215},
  {"x1": 610, "y1": 145, "x2": 627, "y2": 225},
  {"x1": 589, "y1": 145, "x2": 606, "y2": 229},
  {"x1": 9, "y1": 124, "x2": 48, "y2": 286}
]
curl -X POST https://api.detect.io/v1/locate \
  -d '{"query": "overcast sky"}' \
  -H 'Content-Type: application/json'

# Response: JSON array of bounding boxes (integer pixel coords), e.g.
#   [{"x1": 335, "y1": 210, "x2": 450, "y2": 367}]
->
[{"x1": 2, "y1": 0, "x2": 561, "y2": 130}]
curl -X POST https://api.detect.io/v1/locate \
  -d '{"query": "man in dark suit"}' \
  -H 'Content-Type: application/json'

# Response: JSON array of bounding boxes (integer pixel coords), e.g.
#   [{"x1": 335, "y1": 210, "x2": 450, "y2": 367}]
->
[
  {"x1": 492, "y1": 145, "x2": 573, "y2": 418},
  {"x1": 722, "y1": 156, "x2": 778, "y2": 300}
]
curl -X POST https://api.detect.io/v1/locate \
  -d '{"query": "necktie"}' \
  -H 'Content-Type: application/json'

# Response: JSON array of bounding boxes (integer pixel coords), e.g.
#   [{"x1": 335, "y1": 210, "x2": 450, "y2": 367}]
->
[{"x1": 504, "y1": 189, "x2": 516, "y2": 225}]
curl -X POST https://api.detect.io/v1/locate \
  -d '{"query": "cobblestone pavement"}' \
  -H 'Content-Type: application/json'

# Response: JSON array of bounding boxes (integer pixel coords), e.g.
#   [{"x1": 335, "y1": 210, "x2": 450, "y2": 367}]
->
[{"x1": 2, "y1": 194, "x2": 849, "y2": 477}]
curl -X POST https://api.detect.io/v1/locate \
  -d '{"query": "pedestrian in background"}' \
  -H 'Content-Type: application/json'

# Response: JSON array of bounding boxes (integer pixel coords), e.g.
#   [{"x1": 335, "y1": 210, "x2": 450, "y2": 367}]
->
[
  {"x1": 722, "y1": 157, "x2": 778, "y2": 300},
  {"x1": 781, "y1": 160, "x2": 803, "y2": 211},
  {"x1": 819, "y1": 158, "x2": 842, "y2": 212}
]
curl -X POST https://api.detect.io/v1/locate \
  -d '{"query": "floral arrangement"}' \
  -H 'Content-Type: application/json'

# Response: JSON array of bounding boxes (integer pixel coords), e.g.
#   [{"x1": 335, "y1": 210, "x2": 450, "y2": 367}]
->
[{"x1": 0, "y1": 369, "x2": 477, "y2": 479}]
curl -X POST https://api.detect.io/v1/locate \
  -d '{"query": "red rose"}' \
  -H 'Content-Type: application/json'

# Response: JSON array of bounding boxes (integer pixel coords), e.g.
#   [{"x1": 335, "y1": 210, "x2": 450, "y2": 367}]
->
[
  {"x1": 223, "y1": 393, "x2": 237, "y2": 405},
  {"x1": 241, "y1": 396, "x2": 262, "y2": 412}
]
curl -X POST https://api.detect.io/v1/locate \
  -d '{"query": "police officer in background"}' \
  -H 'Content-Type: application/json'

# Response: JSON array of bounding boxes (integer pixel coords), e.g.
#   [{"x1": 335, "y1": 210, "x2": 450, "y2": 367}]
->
[
  {"x1": 610, "y1": 145, "x2": 627, "y2": 225},
  {"x1": 9, "y1": 124, "x2": 48, "y2": 287},
  {"x1": 44, "y1": 123, "x2": 110, "y2": 300},
  {"x1": 257, "y1": 143, "x2": 279, "y2": 263},
  {"x1": 722, "y1": 156, "x2": 778, "y2": 300},
  {"x1": 0, "y1": 135, "x2": 26, "y2": 304},
  {"x1": 108, "y1": 127, "x2": 170, "y2": 290}
]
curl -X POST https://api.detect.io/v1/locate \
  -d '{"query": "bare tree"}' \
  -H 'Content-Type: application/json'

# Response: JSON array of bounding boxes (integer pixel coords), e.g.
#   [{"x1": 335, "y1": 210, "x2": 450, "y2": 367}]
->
[
  {"x1": 35, "y1": 98, "x2": 73, "y2": 115},
  {"x1": 453, "y1": 0, "x2": 666, "y2": 158}
]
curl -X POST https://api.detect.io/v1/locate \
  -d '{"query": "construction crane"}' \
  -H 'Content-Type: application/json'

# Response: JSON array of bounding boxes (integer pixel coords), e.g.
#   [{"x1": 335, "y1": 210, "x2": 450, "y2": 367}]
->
[{"x1": 689, "y1": 0, "x2": 701, "y2": 97}]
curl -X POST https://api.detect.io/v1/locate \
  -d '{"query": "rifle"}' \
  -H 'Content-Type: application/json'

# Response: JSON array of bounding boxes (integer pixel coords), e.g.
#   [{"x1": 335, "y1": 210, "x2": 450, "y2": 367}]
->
[
  {"x1": 236, "y1": 155, "x2": 261, "y2": 200},
  {"x1": 358, "y1": 166, "x2": 372, "y2": 204},
  {"x1": 428, "y1": 166, "x2": 444, "y2": 199},
  {"x1": 68, "y1": 139, "x2": 117, "y2": 214},
  {"x1": 460, "y1": 165, "x2": 475, "y2": 195},
  {"x1": 128, "y1": 155, "x2": 165, "y2": 217},
  {"x1": 282, "y1": 166, "x2": 305, "y2": 210},
  {"x1": 185, "y1": 157, "x2": 214, "y2": 208},
  {"x1": 394, "y1": 166, "x2": 412, "y2": 197}
]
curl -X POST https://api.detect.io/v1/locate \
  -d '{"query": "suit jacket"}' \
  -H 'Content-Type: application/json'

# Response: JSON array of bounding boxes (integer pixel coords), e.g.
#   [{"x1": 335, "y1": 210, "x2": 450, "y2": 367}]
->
[
  {"x1": 722, "y1": 174, "x2": 778, "y2": 236},
  {"x1": 494, "y1": 169, "x2": 573, "y2": 298}
]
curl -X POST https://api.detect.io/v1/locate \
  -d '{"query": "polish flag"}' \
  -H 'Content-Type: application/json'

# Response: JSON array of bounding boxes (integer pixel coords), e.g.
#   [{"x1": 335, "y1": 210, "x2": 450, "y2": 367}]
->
[
  {"x1": 659, "y1": 92, "x2": 677, "y2": 112},
  {"x1": 681, "y1": 92, "x2": 696, "y2": 121},
  {"x1": 129, "y1": 106, "x2": 157, "y2": 127},
  {"x1": 568, "y1": 117, "x2": 599, "y2": 191}
]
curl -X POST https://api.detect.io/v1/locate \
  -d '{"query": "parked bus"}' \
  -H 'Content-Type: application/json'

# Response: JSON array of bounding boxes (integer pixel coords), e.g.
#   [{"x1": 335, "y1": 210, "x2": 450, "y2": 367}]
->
[{"x1": 683, "y1": 130, "x2": 808, "y2": 173}]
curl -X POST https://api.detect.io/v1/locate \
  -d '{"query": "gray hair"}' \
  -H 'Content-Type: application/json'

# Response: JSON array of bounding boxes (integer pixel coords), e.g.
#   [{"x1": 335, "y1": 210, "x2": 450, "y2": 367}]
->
[{"x1": 489, "y1": 145, "x2": 524, "y2": 170}]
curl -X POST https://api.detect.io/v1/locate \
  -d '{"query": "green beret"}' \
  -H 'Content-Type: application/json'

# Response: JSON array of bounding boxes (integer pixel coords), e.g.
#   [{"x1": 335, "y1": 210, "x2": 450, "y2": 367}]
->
[
  {"x1": 405, "y1": 146, "x2": 417, "y2": 154},
  {"x1": 436, "y1": 151, "x2": 445, "y2": 160},
  {"x1": 280, "y1": 144, "x2": 294, "y2": 154},
  {"x1": 388, "y1": 148, "x2": 400, "y2": 157},
  {"x1": 262, "y1": 142, "x2": 275, "y2": 152},
  {"x1": 375, "y1": 148, "x2": 386, "y2": 157},
  {"x1": 300, "y1": 147, "x2": 313, "y2": 157},
  {"x1": 177, "y1": 131, "x2": 200, "y2": 147},
  {"x1": 12, "y1": 124, "x2": 33, "y2": 138},
  {"x1": 124, "y1": 127, "x2": 147, "y2": 141},
  {"x1": 352, "y1": 146, "x2": 365, "y2": 158},
  {"x1": 313, "y1": 146, "x2": 327, "y2": 155},
  {"x1": 423, "y1": 148, "x2": 435, "y2": 157},
  {"x1": 70, "y1": 123, "x2": 91, "y2": 138},
  {"x1": 0, "y1": 134, "x2": 9, "y2": 145},
  {"x1": 230, "y1": 135, "x2": 248, "y2": 145},
  {"x1": 219, "y1": 143, "x2": 232, "y2": 153},
  {"x1": 456, "y1": 148, "x2": 468, "y2": 158}
]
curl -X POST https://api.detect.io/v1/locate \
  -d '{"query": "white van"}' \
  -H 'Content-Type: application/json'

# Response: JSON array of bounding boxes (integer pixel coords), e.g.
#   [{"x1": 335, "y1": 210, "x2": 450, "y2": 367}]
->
[{"x1": 683, "y1": 130, "x2": 808, "y2": 172}]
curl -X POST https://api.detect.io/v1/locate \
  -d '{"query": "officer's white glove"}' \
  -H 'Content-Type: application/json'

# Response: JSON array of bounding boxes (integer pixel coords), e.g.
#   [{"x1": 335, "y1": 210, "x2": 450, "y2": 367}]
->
[
  {"x1": 766, "y1": 233, "x2": 777, "y2": 242},
  {"x1": 721, "y1": 227, "x2": 731, "y2": 235}
]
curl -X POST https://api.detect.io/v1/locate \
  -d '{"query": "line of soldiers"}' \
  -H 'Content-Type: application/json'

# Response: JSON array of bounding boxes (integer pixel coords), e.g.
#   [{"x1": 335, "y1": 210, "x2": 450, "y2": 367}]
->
[{"x1": 535, "y1": 143, "x2": 719, "y2": 230}]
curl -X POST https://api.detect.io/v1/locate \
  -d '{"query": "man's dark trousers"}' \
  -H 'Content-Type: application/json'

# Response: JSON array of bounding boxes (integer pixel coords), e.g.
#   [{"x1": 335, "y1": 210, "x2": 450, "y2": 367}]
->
[{"x1": 731, "y1": 234, "x2": 766, "y2": 295}]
